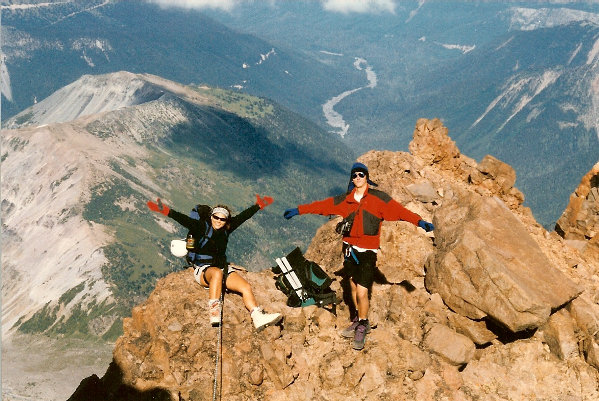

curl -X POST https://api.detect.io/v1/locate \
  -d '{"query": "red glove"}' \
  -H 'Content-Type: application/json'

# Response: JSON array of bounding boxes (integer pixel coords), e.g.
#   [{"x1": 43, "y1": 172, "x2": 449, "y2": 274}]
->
[
  {"x1": 147, "y1": 198, "x2": 170, "y2": 216},
  {"x1": 255, "y1": 194, "x2": 274, "y2": 209}
]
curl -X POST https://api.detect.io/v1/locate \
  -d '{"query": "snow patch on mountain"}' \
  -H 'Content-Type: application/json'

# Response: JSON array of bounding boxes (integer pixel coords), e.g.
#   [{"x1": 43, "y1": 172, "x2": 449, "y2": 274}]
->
[
  {"x1": 499, "y1": 70, "x2": 561, "y2": 131},
  {"x1": 319, "y1": 50, "x2": 343, "y2": 57},
  {"x1": 587, "y1": 37, "x2": 599, "y2": 65},
  {"x1": 496, "y1": 36, "x2": 515, "y2": 51},
  {"x1": 72, "y1": 38, "x2": 113, "y2": 67},
  {"x1": 406, "y1": 0, "x2": 426, "y2": 23},
  {"x1": 242, "y1": 48, "x2": 276, "y2": 69},
  {"x1": 569, "y1": 42, "x2": 583, "y2": 65},
  {"x1": 0, "y1": 2, "x2": 65, "y2": 10},
  {"x1": 438, "y1": 43, "x2": 476, "y2": 54},
  {"x1": 419, "y1": 36, "x2": 475, "y2": 54},
  {"x1": 1, "y1": 55, "x2": 13, "y2": 101},
  {"x1": 257, "y1": 48, "x2": 276, "y2": 65},
  {"x1": 508, "y1": 7, "x2": 599, "y2": 31},
  {"x1": 237, "y1": 48, "x2": 277, "y2": 87},
  {"x1": 471, "y1": 69, "x2": 562, "y2": 132},
  {"x1": 49, "y1": 0, "x2": 112, "y2": 26}
]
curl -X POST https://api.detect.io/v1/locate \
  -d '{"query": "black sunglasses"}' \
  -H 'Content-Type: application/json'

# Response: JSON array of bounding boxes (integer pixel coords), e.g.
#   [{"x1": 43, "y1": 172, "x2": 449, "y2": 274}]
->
[
  {"x1": 211, "y1": 215, "x2": 227, "y2": 222},
  {"x1": 352, "y1": 172, "x2": 366, "y2": 179}
]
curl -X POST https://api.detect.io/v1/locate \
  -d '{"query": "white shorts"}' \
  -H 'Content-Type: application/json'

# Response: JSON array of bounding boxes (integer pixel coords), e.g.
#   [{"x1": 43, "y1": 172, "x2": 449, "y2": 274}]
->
[
  {"x1": 192, "y1": 263, "x2": 244, "y2": 286},
  {"x1": 193, "y1": 264, "x2": 211, "y2": 286}
]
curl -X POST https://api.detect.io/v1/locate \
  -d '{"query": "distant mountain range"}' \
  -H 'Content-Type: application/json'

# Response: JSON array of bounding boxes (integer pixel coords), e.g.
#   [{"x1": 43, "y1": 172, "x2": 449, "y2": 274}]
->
[
  {"x1": 0, "y1": 0, "x2": 362, "y2": 124},
  {"x1": 1, "y1": 71, "x2": 354, "y2": 340},
  {"x1": 2, "y1": 0, "x2": 598, "y2": 225},
  {"x1": 1, "y1": 0, "x2": 599, "y2": 228},
  {"x1": 204, "y1": 1, "x2": 599, "y2": 227}
]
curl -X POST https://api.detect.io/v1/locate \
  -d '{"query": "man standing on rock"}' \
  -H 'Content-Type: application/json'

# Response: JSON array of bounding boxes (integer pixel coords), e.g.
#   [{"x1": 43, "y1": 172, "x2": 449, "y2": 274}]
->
[{"x1": 283, "y1": 162, "x2": 434, "y2": 350}]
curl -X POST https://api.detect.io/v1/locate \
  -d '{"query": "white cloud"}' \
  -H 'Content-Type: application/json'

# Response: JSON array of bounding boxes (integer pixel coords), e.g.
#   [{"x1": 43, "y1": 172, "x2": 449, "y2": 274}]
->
[
  {"x1": 145, "y1": 0, "x2": 241, "y2": 12},
  {"x1": 321, "y1": 0, "x2": 396, "y2": 14},
  {"x1": 144, "y1": 0, "x2": 397, "y2": 14}
]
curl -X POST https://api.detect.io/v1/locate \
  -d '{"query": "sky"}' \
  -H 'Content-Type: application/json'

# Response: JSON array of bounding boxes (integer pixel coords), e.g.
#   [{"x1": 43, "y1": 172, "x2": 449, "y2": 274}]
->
[{"x1": 145, "y1": 0, "x2": 398, "y2": 14}]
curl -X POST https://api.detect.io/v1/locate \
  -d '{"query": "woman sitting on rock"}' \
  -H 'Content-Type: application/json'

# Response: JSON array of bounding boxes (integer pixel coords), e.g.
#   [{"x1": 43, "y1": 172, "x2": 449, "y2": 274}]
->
[{"x1": 147, "y1": 195, "x2": 283, "y2": 331}]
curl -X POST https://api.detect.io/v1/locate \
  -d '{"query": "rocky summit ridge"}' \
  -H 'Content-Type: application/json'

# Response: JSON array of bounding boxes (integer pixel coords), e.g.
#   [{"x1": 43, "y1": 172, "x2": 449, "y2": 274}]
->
[{"x1": 69, "y1": 119, "x2": 599, "y2": 401}]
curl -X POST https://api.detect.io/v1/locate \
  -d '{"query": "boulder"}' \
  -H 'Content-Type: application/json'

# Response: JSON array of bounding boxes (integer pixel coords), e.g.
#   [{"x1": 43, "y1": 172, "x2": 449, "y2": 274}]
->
[
  {"x1": 423, "y1": 323, "x2": 475, "y2": 366},
  {"x1": 541, "y1": 309, "x2": 579, "y2": 361},
  {"x1": 406, "y1": 181, "x2": 439, "y2": 203},
  {"x1": 425, "y1": 191, "x2": 581, "y2": 332},
  {"x1": 461, "y1": 340, "x2": 599, "y2": 401},
  {"x1": 567, "y1": 296, "x2": 599, "y2": 369},
  {"x1": 448, "y1": 312, "x2": 497, "y2": 346},
  {"x1": 477, "y1": 155, "x2": 517, "y2": 193}
]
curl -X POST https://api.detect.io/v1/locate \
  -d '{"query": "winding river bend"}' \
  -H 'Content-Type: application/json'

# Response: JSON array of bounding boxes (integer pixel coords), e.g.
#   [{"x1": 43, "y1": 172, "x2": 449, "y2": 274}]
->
[{"x1": 322, "y1": 57, "x2": 377, "y2": 138}]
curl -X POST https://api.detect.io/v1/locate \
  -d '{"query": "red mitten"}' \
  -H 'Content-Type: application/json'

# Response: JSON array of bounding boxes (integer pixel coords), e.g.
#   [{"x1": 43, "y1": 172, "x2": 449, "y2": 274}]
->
[
  {"x1": 147, "y1": 198, "x2": 170, "y2": 216},
  {"x1": 255, "y1": 194, "x2": 274, "y2": 209}
]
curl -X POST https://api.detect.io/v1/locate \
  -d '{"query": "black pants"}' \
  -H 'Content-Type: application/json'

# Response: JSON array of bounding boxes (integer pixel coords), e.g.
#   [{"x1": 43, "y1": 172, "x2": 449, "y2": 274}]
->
[{"x1": 342, "y1": 243, "x2": 377, "y2": 289}]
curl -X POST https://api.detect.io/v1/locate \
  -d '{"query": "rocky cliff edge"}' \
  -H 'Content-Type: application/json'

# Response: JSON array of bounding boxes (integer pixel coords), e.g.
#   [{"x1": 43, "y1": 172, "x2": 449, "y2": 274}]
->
[{"x1": 69, "y1": 119, "x2": 599, "y2": 401}]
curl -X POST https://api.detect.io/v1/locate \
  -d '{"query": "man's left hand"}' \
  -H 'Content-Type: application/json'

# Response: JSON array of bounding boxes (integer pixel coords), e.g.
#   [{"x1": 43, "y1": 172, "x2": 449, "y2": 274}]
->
[{"x1": 418, "y1": 220, "x2": 434, "y2": 232}]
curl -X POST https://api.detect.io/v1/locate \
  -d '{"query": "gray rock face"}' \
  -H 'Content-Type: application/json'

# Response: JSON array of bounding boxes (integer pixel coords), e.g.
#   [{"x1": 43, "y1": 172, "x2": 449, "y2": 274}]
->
[{"x1": 426, "y1": 191, "x2": 581, "y2": 332}]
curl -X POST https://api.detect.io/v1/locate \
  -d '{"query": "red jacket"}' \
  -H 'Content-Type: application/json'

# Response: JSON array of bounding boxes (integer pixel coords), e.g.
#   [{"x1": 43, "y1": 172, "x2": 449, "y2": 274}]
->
[{"x1": 298, "y1": 186, "x2": 422, "y2": 249}]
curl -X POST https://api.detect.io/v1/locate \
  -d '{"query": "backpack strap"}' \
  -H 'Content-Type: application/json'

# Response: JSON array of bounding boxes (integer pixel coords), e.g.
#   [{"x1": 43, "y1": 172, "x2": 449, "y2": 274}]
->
[{"x1": 197, "y1": 221, "x2": 213, "y2": 249}]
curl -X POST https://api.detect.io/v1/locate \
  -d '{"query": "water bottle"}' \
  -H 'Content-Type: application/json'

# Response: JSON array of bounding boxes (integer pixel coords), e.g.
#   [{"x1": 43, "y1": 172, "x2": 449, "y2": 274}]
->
[{"x1": 186, "y1": 233, "x2": 195, "y2": 250}]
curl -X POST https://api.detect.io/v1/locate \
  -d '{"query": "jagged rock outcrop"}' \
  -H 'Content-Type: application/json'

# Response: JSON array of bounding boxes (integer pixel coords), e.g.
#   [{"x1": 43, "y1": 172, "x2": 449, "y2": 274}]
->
[
  {"x1": 69, "y1": 119, "x2": 599, "y2": 401},
  {"x1": 555, "y1": 161, "x2": 599, "y2": 260}
]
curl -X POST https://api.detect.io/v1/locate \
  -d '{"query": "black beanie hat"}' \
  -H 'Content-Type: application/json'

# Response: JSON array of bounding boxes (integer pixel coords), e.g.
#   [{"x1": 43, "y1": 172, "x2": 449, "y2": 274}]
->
[{"x1": 348, "y1": 162, "x2": 377, "y2": 192}]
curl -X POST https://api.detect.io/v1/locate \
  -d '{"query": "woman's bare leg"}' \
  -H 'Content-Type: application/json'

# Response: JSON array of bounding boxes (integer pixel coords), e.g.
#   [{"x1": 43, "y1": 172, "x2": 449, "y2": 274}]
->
[
  {"x1": 201, "y1": 268, "x2": 258, "y2": 311},
  {"x1": 201, "y1": 267, "x2": 223, "y2": 300},
  {"x1": 224, "y1": 272, "x2": 258, "y2": 311}
]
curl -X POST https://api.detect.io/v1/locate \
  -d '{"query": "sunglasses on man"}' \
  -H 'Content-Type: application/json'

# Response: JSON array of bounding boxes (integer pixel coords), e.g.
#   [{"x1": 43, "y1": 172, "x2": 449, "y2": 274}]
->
[{"x1": 352, "y1": 172, "x2": 366, "y2": 179}]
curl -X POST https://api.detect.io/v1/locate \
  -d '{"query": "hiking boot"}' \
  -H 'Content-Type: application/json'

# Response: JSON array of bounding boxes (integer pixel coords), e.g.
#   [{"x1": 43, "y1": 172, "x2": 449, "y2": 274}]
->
[
  {"x1": 251, "y1": 307, "x2": 283, "y2": 331},
  {"x1": 353, "y1": 322, "x2": 368, "y2": 350},
  {"x1": 340, "y1": 316, "x2": 359, "y2": 338},
  {"x1": 208, "y1": 299, "x2": 221, "y2": 327},
  {"x1": 341, "y1": 317, "x2": 371, "y2": 338}
]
